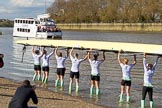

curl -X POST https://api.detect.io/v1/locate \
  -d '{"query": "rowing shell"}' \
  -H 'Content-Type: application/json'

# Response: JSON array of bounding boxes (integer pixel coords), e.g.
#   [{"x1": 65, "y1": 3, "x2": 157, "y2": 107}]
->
[{"x1": 16, "y1": 39, "x2": 162, "y2": 55}]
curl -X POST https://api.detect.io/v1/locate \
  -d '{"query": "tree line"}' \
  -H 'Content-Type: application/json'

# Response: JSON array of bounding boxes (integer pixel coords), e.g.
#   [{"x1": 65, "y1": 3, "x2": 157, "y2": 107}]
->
[
  {"x1": 47, "y1": 0, "x2": 162, "y2": 23},
  {"x1": 0, "y1": 19, "x2": 13, "y2": 27}
]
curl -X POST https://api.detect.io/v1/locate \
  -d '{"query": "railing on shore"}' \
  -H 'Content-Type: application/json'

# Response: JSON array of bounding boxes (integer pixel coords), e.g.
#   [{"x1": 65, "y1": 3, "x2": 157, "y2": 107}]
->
[{"x1": 57, "y1": 23, "x2": 162, "y2": 32}]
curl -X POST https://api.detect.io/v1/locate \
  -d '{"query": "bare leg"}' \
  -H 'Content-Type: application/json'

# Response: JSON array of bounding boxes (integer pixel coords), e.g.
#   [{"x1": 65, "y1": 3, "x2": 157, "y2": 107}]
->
[
  {"x1": 56, "y1": 74, "x2": 60, "y2": 80},
  {"x1": 69, "y1": 78, "x2": 73, "y2": 94},
  {"x1": 121, "y1": 85, "x2": 125, "y2": 95},
  {"x1": 95, "y1": 81, "x2": 100, "y2": 95},
  {"x1": 91, "y1": 80, "x2": 95, "y2": 88},
  {"x1": 37, "y1": 70, "x2": 41, "y2": 81},
  {"x1": 75, "y1": 78, "x2": 79, "y2": 93},
  {"x1": 55, "y1": 74, "x2": 60, "y2": 87},
  {"x1": 60, "y1": 75, "x2": 64, "y2": 87},
  {"x1": 42, "y1": 71, "x2": 45, "y2": 83},
  {"x1": 44, "y1": 71, "x2": 49, "y2": 84},
  {"x1": 119, "y1": 85, "x2": 125, "y2": 102},
  {"x1": 33, "y1": 71, "x2": 37, "y2": 81},
  {"x1": 90, "y1": 80, "x2": 95, "y2": 95},
  {"x1": 126, "y1": 86, "x2": 131, "y2": 96},
  {"x1": 126, "y1": 86, "x2": 131, "y2": 102},
  {"x1": 95, "y1": 81, "x2": 99, "y2": 89},
  {"x1": 69, "y1": 78, "x2": 73, "y2": 85}
]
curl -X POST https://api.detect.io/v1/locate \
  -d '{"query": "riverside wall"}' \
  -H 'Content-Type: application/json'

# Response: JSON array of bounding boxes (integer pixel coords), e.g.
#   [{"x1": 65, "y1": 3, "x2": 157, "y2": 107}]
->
[{"x1": 57, "y1": 23, "x2": 162, "y2": 32}]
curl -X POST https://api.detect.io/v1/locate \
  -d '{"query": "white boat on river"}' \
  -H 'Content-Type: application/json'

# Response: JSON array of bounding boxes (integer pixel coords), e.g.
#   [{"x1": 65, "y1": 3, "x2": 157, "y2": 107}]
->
[{"x1": 13, "y1": 14, "x2": 62, "y2": 39}]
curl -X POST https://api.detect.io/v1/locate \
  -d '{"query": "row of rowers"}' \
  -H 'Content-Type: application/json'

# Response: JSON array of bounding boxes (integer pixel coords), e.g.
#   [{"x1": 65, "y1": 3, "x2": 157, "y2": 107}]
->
[{"x1": 32, "y1": 46, "x2": 160, "y2": 108}]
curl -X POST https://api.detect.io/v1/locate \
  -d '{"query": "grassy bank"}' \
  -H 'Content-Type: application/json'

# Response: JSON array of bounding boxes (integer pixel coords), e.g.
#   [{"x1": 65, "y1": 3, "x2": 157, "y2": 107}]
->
[
  {"x1": 57, "y1": 23, "x2": 162, "y2": 33},
  {"x1": 0, "y1": 19, "x2": 13, "y2": 27}
]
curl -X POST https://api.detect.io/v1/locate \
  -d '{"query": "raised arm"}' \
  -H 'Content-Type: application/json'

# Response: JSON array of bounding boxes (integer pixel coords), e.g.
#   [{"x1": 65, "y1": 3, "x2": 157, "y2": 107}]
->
[
  {"x1": 87, "y1": 50, "x2": 91, "y2": 60},
  {"x1": 70, "y1": 48, "x2": 74, "y2": 58},
  {"x1": 102, "y1": 51, "x2": 106, "y2": 61},
  {"x1": 55, "y1": 46, "x2": 58, "y2": 57},
  {"x1": 143, "y1": 53, "x2": 147, "y2": 71},
  {"x1": 83, "y1": 52, "x2": 88, "y2": 60},
  {"x1": 32, "y1": 46, "x2": 35, "y2": 54},
  {"x1": 40, "y1": 47, "x2": 45, "y2": 57},
  {"x1": 153, "y1": 55, "x2": 160, "y2": 69},
  {"x1": 66, "y1": 48, "x2": 69, "y2": 57},
  {"x1": 40, "y1": 47, "x2": 44, "y2": 54},
  {"x1": 118, "y1": 50, "x2": 122, "y2": 64},
  {"x1": 49, "y1": 48, "x2": 55, "y2": 57},
  {"x1": 132, "y1": 54, "x2": 137, "y2": 65}
]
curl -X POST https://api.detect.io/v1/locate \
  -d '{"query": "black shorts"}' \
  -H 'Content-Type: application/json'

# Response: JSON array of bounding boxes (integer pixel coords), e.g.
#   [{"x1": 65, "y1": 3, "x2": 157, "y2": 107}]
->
[
  {"x1": 34, "y1": 65, "x2": 41, "y2": 71},
  {"x1": 121, "y1": 79, "x2": 131, "y2": 86},
  {"x1": 57, "y1": 68, "x2": 66, "y2": 76},
  {"x1": 70, "y1": 71, "x2": 80, "y2": 79},
  {"x1": 142, "y1": 86, "x2": 153, "y2": 101},
  {"x1": 91, "y1": 75, "x2": 100, "y2": 81},
  {"x1": 42, "y1": 66, "x2": 49, "y2": 72}
]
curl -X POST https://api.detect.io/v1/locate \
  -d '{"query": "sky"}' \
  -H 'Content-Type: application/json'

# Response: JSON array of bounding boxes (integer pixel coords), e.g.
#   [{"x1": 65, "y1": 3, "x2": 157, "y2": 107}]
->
[{"x1": 0, "y1": 0, "x2": 54, "y2": 20}]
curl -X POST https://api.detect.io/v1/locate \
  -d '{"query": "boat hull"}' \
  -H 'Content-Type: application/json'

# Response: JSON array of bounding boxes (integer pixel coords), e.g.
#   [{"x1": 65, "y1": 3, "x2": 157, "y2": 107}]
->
[
  {"x1": 36, "y1": 32, "x2": 62, "y2": 39},
  {"x1": 13, "y1": 14, "x2": 62, "y2": 39}
]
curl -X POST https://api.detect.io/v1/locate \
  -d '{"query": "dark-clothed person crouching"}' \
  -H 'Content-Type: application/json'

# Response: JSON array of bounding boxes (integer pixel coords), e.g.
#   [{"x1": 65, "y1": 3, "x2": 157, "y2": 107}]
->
[{"x1": 8, "y1": 80, "x2": 38, "y2": 108}]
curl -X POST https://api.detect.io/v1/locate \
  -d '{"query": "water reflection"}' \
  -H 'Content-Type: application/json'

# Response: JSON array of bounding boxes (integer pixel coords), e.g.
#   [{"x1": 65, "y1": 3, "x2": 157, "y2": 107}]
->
[{"x1": 0, "y1": 28, "x2": 162, "y2": 107}]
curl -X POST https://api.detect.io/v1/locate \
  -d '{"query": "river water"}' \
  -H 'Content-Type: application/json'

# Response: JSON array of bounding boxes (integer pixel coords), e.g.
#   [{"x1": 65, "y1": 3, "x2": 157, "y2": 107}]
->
[{"x1": 0, "y1": 27, "x2": 162, "y2": 108}]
